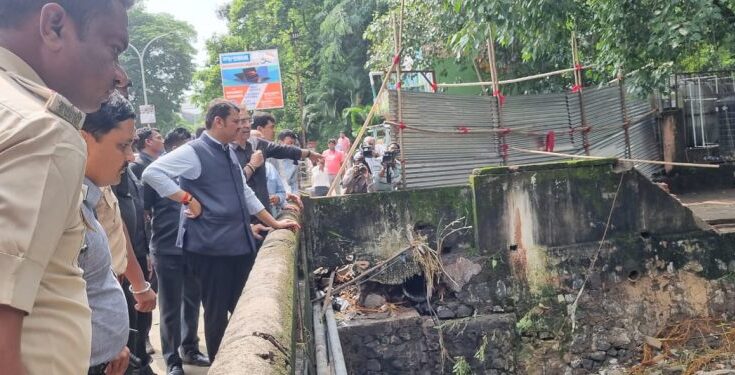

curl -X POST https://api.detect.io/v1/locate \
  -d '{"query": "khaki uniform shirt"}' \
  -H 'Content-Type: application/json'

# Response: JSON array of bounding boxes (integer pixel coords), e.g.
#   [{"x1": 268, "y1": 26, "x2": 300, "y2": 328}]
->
[
  {"x1": 96, "y1": 186, "x2": 129, "y2": 275},
  {"x1": 0, "y1": 47, "x2": 90, "y2": 374}
]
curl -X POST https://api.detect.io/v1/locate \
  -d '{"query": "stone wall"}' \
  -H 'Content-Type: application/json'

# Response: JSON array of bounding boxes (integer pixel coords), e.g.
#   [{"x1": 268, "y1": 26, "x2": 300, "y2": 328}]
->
[{"x1": 339, "y1": 311, "x2": 517, "y2": 375}]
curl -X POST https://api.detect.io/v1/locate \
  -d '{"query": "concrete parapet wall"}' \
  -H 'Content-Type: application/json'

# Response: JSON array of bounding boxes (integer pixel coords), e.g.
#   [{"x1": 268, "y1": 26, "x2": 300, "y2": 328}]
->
[{"x1": 209, "y1": 211, "x2": 300, "y2": 375}]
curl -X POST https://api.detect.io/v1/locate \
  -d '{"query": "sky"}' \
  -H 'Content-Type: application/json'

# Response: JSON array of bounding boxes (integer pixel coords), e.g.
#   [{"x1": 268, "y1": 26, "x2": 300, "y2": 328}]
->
[{"x1": 144, "y1": 0, "x2": 229, "y2": 66}]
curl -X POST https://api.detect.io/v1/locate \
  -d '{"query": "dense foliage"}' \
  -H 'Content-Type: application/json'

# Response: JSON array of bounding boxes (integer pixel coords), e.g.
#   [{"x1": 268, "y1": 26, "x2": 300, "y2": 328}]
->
[{"x1": 193, "y1": 0, "x2": 735, "y2": 143}]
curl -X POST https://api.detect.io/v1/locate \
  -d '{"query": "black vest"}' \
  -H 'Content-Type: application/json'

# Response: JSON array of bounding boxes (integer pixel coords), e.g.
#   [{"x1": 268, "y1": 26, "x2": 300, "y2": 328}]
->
[{"x1": 178, "y1": 135, "x2": 256, "y2": 256}]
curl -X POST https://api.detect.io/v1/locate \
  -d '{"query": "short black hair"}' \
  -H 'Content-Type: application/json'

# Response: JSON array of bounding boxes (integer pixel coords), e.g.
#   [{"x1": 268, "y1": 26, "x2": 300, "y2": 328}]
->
[
  {"x1": 278, "y1": 129, "x2": 297, "y2": 142},
  {"x1": 164, "y1": 127, "x2": 192, "y2": 152},
  {"x1": 0, "y1": 0, "x2": 135, "y2": 30},
  {"x1": 204, "y1": 99, "x2": 239, "y2": 129},
  {"x1": 134, "y1": 127, "x2": 159, "y2": 152},
  {"x1": 252, "y1": 112, "x2": 275, "y2": 130},
  {"x1": 195, "y1": 126, "x2": 205, "y2": 138},
  {"x1": 82, "y1": 92, "x2": 135, "y2": 140},
  {"x1": 328, "y1": 138, "x2": 337, "y2": 144}
]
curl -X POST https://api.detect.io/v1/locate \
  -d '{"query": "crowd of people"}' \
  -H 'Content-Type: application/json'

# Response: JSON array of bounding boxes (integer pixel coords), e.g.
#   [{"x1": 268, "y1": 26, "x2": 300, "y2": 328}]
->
[
  {"x1": 0, "y1": 2, "x2": 323, "y2": 375},
  {"x1": 311, "y1": 133, "x2": 403, "y2": 196},
  {"x1": 0, "y1": 2, "x2": 406, "y2": 375}
]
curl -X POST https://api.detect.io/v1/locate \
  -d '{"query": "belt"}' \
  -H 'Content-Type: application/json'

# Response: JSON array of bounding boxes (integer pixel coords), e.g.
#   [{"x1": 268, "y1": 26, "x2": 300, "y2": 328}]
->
[{"x1": 88, "y1": 362, "x2": 108, "y2": 375}]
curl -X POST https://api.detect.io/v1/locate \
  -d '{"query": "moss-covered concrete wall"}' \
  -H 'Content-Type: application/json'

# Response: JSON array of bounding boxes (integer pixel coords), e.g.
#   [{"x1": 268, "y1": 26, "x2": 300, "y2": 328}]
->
[
  {"x1": 303, "y1": 187, "x2": 475, "y2": 282},
  {"x1": 210, "y1": 212, "x2": 299, "y2": 375},
  {"x1": 471, "y1": 159, "x2": 706, "y2": 254}
]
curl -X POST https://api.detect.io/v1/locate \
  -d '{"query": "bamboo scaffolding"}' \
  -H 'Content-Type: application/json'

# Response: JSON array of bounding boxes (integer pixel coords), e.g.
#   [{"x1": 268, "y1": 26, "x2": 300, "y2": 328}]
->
[
  {"x1": 325, "y1": 57, "x2": 399, "y2": 196},
  {"x1": 325, "y1": 4, "x2": 404, "y2": 196}
]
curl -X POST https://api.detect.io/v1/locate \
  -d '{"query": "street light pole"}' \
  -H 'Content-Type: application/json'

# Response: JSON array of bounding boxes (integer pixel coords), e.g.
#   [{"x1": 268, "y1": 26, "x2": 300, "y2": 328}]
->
[{"x1": 127, "y1": 32, "x2": 176, "y2": 105}]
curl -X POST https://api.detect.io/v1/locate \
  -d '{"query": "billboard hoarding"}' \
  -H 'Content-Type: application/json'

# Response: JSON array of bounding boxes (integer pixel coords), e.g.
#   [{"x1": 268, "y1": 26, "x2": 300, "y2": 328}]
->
[{"x1": 219, "y1": 49, "x2": 284, "y2": 110}]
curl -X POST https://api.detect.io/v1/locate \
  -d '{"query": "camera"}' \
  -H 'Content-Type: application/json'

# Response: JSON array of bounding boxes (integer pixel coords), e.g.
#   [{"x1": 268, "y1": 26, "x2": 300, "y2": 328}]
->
[
  {"x1": 353, "y1": 163, "x2": 367, "y2": 177},
  {"x1": 382, "y1": 150, "x2": 395, "y2": 164},
  {"x1": 361, "y1": 146, "x2": 373, "y2": 158}
]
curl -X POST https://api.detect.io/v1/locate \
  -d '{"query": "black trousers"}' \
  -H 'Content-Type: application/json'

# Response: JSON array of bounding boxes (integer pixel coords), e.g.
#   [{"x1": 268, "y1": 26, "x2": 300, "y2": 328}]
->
[
  {"x1": 123, "y1": 255, "x2": 156, "y2": 366},
  {"x1": 154, "y1": 254, "x2": 202, "y2": 367},
  {"x1": 184, "y1": 251, "x2": 256, "y2": 362}
]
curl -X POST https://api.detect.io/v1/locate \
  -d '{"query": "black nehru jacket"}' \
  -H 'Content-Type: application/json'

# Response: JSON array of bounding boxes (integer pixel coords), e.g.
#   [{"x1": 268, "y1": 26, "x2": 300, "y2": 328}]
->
[
  {"x1": 232, "y1": 137, "x2": 301, "y2": 213},
  {"x1": 113, "y1": 165, "x2": 149, "y2": 258}
]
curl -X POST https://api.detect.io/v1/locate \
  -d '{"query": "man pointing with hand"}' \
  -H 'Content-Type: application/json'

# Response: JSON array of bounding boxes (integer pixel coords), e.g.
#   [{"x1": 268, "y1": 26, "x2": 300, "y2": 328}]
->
[{"x1": 142, "y1": 99, "x2": 300, "y2": 362}]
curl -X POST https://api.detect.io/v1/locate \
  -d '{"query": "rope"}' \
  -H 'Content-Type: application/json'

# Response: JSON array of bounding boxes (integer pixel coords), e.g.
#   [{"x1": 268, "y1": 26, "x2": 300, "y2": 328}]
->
[
  {"x1": 510, "y1": 147, "x2": 720, "y2": 169},
  {"x1": 569, "y1": 171, "x2": 625, "y2": 332},
  {"x1": 384, "y1": 110, "x2": 657, "y2": 138}
]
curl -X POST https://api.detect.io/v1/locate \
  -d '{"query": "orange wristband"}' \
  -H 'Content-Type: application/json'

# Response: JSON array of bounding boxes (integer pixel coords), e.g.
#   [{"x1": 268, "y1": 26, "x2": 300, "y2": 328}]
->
[{"x1": 181, "y1": 192, "x2": 192, "y2": 205}]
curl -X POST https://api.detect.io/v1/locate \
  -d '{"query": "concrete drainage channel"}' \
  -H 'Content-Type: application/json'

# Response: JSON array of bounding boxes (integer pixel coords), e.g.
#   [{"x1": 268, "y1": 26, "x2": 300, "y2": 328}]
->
[
  {"x1": 212, "y1": 160, "x2": 735, "y2": 374},
  {"x1": 301, "y1": 160, "x2": 735, "y2": 375}
]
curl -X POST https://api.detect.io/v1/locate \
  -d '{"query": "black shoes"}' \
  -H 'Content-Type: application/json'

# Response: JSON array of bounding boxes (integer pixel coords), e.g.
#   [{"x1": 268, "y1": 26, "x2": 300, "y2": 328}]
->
[
  {"x1": 180, "y1": 351, "x2": 210, "y2": 367},
  {"x1": 124, "y1": 354, "x2": 157, "y2": 375},
  {"x1": 167, "y1": 365, "x2": 184, "y2": 375}
]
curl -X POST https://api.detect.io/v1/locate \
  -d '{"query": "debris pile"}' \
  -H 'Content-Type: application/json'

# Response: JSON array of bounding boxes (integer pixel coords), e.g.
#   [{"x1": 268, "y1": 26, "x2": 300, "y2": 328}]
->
[
  {"x1": 312, "y1": 220, "x2": 472, "y2": 323},
  {"x1": 627, "y1": 319, "x2": 735, "y2": 375}
]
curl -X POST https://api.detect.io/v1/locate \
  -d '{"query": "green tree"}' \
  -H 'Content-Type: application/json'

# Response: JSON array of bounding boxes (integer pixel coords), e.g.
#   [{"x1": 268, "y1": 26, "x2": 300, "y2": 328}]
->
[
  {"x1": 194, "y1": 0, "x2": 382, "y2": 145},
  {"x1": 121, "y1": 3, "x2": 197, "y2": 133},
  {"x1": 439, "y1": 0, "x2": 735, "y2": 93}
]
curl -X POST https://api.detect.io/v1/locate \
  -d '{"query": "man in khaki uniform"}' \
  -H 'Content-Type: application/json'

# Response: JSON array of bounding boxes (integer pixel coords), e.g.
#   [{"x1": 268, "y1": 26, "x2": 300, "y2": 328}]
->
[{"x1": 0, "y1": 1, "x2": 132, "y2": 374}]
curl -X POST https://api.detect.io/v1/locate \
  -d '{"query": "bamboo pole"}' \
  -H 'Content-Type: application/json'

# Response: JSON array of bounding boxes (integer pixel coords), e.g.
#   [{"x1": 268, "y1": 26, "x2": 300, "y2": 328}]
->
[
  {"x1": 472, "y1": 58, "x2": 488, "y2": 95},
  {"x1": 486, "y1": 31, "x2": 507, "y2": 164},
  {"x1": 326, "y1": 58, "x2": 400, "y2": 196},
  {"x1": 510, "y1": 147, "x2": 720, "y2": 169},
  {"x1": 396, "y1": 0, "x2": 406, "y2": 188},
  {"x1": 571, "y1": 32, "x2": 590, "y2": 155},
  {"x1": 618, "y1": 72, "x2": 633, "y2": 159},
  {"x1": 436, "y1": 65, "x2": 594, "y2": 88}
]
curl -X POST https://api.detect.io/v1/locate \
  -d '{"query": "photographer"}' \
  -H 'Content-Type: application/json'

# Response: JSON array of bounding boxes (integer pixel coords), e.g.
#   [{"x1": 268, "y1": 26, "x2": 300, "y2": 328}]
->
[
  {"x1": 375, "y1": 143, "x2": 402, "y2": 192},
  {"x1": 342, "y1": 154, "x2": 374, "y2": 194},
  {"x1": 355, "y1": 136, "x2": 382, "y2": 181}
]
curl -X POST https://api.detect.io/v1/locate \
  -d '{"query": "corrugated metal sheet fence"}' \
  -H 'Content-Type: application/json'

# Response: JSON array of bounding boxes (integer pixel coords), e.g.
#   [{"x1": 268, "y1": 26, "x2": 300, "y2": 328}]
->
[{"x1": 388, "y1": 83, "x2": 661, "y2": 189}]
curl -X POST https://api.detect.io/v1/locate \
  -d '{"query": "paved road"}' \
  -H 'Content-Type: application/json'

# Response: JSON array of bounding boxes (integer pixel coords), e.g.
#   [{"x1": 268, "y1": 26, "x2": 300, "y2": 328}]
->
[{"x1": 148, "y1": 306, "x2": 209, "y2": 375}]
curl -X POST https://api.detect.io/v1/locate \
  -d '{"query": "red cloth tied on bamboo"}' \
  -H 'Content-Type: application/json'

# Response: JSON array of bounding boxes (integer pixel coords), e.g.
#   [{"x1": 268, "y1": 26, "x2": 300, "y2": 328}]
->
[
  {"x1": 493, "y1": 90, "x2": 506, "y2": 106},
  {"x1": 545, "y1": 130, "x2": 555, "y2": 152}
]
